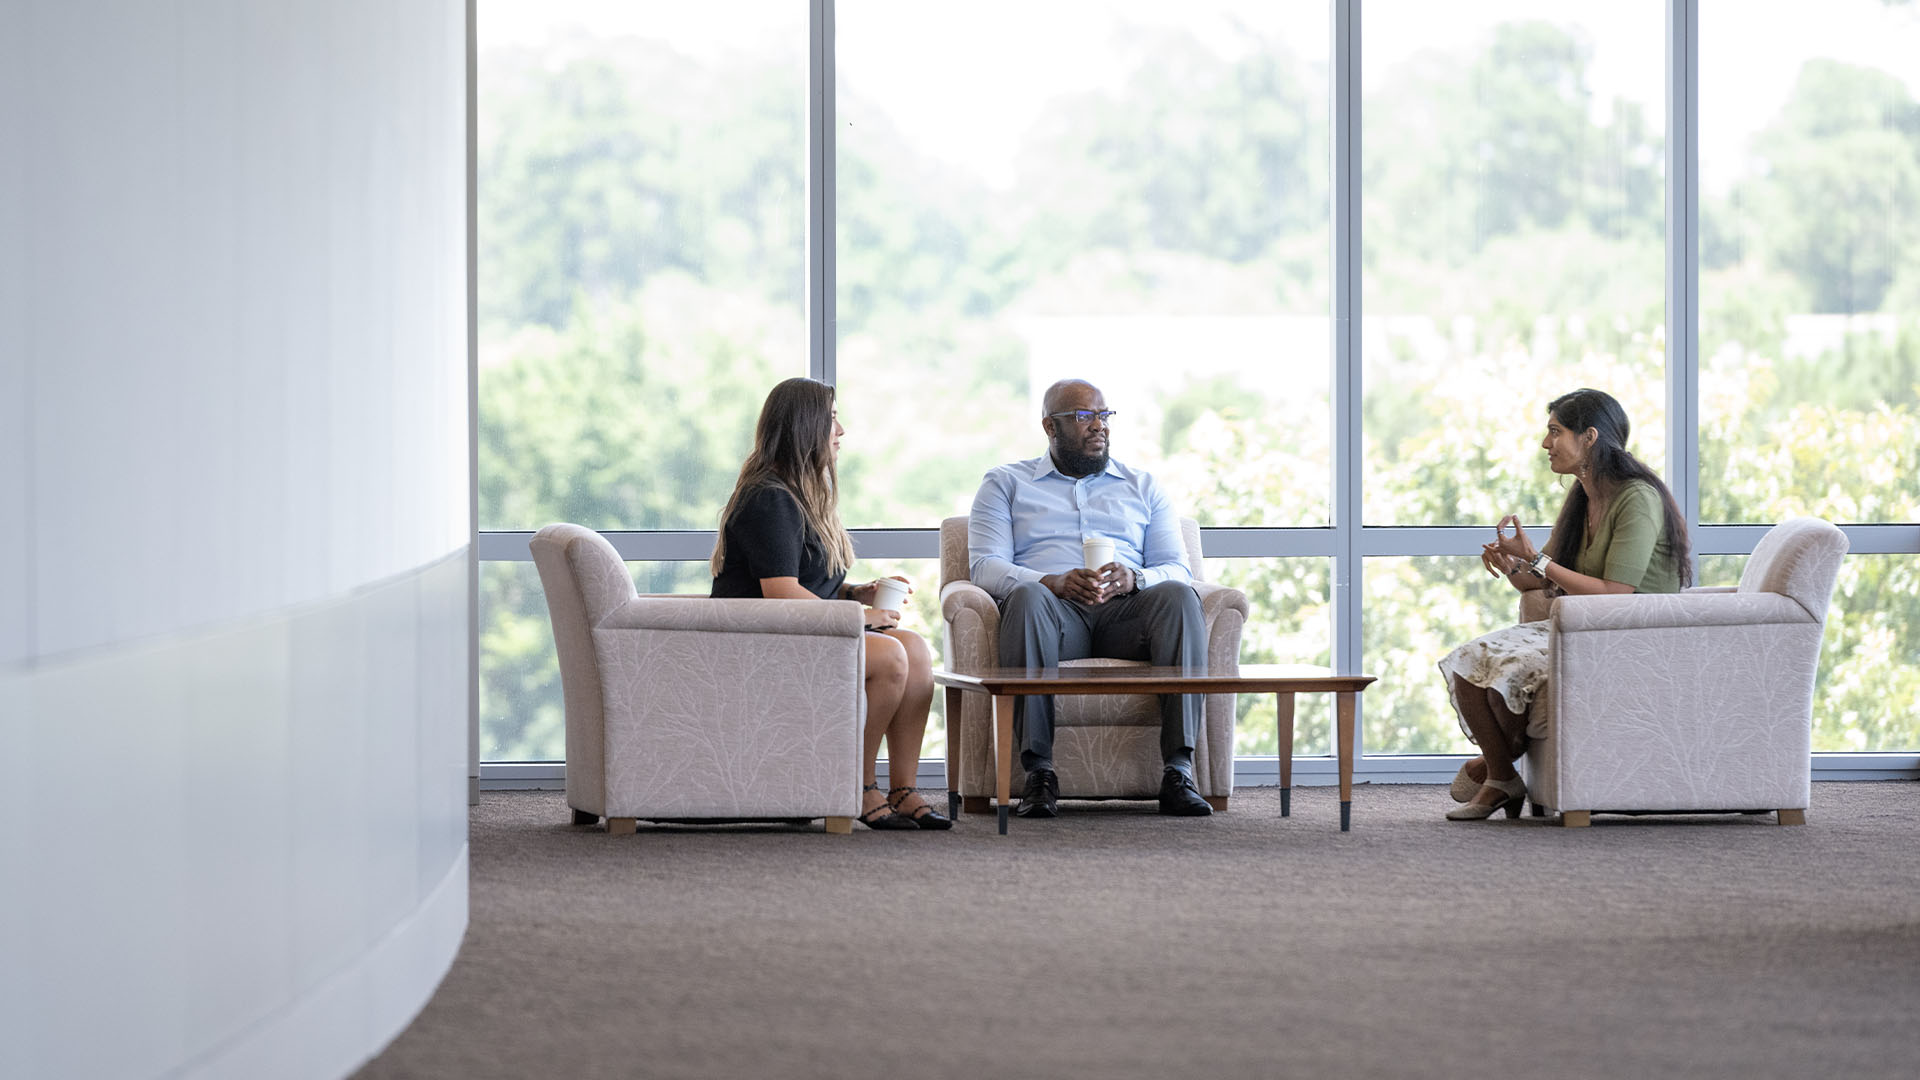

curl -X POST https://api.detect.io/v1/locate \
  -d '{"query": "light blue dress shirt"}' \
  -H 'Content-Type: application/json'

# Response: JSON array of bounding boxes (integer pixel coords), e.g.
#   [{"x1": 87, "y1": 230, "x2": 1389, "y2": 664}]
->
[{"x1": 967, "y1": 453, "x2": 1193, "y2": 603}]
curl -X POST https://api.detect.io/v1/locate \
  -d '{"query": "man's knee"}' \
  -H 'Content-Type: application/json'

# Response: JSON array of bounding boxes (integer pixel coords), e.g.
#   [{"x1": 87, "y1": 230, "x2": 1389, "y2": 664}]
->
[
  {"x1": 1003, "y1": 580, "x2": 1062, "y2": 632},
  {"x1": 1005, "y1": 579, "x2": 1054, "y2": 614},
  {"x1": 1141, "y1": 581, "x2": 1204, "y2": 626}
]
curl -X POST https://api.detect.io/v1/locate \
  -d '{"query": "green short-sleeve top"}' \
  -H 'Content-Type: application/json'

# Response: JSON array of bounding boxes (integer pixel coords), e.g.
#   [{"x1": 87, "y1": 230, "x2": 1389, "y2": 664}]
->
[{"x1": 1568, "y1": 479, "x2": 1680, "y2": 594}]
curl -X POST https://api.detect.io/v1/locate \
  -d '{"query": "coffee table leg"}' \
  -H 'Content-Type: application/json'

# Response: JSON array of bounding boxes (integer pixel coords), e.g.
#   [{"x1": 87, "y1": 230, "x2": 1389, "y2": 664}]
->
[
  {"x1": 1275, "y1": 692, "x2": 1295, "y2": 817},
  {"x1": 1336, "y1": 691, "x2": 1356, "y2": 831},
  {"x1": 945, "y1": 686, "x2": 964, "y2": 819},
  {"x1": 994, "y1": 694, "x2": 1015, "y2": 836}
]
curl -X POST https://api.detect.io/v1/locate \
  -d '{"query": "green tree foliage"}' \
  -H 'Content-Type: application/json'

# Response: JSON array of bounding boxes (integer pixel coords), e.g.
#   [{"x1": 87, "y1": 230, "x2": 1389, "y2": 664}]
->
[
  {"x1": 477, "y1": 19, "x2": 1920, "y2": 761},
  {"x1": 1715, "y1": 60, "x2": 1920, "y2": 313},
  {"x1": 480, "y1": 45, "x2": 806, "y2": 335},
  {"x1": 1015, "y1": 27, "x2": 1326, "y2": 272},
  {"x1": 1364, "y1": 21, "x2": 1662, "y2": 292}
]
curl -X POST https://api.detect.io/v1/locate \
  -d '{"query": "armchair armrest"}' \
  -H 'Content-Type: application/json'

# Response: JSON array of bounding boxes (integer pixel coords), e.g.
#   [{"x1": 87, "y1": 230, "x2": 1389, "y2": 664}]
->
[
  {"x1": 936, "y1": 576, "x2": 998, "y2": 618},
  {"x1": 940, "y1": 581, "x2": 1001, "y2": 674},
  {"x1": 1193, "y1": 580, "x2": 1248, "y2": 677},
  {"x1": 1521, "y1": 585, "x2": 1751, "y2": 627},
  {"x1": 597, "y1": 596, "x2": 864, "y2": 637},
  {"x1": 940, "y1": 581, "x2": 1000, "y2": 633},
  {"x1": 1192, "y1": 580, "x2": 1249, "y2": 626},
  {"x1": 1551, "y1": 590, "x2": 1814, "y2": 633}
]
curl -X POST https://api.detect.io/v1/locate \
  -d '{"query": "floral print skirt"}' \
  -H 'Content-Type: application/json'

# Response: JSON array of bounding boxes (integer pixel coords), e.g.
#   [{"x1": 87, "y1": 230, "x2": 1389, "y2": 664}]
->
[{"x1": 1436, "y1": 621, "x2": 1551, "y2": 758}]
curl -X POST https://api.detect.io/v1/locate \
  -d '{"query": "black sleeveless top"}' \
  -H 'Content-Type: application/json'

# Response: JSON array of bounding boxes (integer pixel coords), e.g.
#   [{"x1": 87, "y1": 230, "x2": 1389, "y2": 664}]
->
[{"x1": 709, "y1": 483, "x2": 847, "y2": 600}]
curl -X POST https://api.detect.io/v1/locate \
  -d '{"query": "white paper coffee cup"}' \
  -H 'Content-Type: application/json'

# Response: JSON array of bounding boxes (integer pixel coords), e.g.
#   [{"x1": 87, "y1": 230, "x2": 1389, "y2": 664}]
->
[
  {"x1": 1081, "y1": 537, "x2": 1116, "y2": 571},
  {"x1": 870, "y1": 577, "x2": 910, "y2": 612}
]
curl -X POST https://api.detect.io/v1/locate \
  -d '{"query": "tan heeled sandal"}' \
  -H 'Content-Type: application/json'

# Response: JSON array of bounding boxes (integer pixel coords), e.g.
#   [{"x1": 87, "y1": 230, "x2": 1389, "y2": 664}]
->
[{"x1": 1446, "y1": 774, "x2": 1526, "y2": 821}]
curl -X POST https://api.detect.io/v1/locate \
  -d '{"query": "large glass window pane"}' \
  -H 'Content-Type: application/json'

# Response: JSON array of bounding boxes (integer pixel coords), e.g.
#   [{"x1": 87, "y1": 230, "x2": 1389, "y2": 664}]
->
[
  {"x1": 1698, "y1": 1, "x2": 1920, "y2": 525},
  {"x1": 1698, "y1": 554, "x2": 1920, "y2": 752},
  {"x1": 834, "y1": 2, "x2": 1332, "y2": 531},
  {"x1": 477, "y1": 2, "x2": 808, "y2": 532},
  {"x1": 1205, "y1": 558, "x2": 1333, "y2": 757},
  {"x1": 1362, "y1": 556, "x2": 1529, "y2": 755},
  {"x1": 1362, "y1": 3, "x2": 1667, "y2": 526}
]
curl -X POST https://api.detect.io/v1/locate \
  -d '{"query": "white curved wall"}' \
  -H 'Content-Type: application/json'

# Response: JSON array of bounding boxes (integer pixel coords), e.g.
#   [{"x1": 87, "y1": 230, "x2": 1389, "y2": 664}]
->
[{"x1": 0, "y1": 2, "x2": 469, "y2": 1077}]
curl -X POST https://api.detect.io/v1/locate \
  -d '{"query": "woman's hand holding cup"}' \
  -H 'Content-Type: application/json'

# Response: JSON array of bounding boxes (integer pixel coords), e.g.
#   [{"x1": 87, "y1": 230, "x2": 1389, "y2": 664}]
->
[{"x1": 867, "y1": 575, "x2": 912, "y2": 614}]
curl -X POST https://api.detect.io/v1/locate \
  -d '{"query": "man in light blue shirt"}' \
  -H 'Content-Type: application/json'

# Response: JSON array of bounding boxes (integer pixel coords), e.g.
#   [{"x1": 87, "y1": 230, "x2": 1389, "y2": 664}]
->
[{"x1": 968, "y1": 379, "x2": 1212, "y2": 819}]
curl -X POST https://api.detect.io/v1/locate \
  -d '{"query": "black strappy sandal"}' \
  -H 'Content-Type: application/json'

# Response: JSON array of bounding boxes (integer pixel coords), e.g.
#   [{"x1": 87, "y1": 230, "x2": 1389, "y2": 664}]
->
[
  {"x1": 888, "y1": 785, "x2": 954, "y2": 831},
  {"x1": 859, "y1": 782, "x2": 918, "y2": 830}
]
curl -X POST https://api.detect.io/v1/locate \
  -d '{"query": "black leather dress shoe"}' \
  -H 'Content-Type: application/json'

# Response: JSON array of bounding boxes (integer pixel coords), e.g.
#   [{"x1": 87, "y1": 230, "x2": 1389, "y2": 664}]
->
[
  {"x1": 1015, "y1": 767, "x2": 1059, "y2": 818},
  {"x1": 1158, "y1": 769, "x2": 1213, "y2": 816}
]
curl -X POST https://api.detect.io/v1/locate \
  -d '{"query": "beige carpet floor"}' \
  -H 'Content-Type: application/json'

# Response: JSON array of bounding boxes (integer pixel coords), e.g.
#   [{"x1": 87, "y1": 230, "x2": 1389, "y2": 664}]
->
[{"x1": 357, "y1": 782, "x2": 1920, "y2": 1080}]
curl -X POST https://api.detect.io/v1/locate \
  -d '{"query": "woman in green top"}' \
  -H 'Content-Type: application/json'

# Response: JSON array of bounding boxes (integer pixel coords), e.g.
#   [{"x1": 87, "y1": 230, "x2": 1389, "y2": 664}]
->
[{"x1": 1438, "y1": 388, "x2": 1692, "y2": 821}]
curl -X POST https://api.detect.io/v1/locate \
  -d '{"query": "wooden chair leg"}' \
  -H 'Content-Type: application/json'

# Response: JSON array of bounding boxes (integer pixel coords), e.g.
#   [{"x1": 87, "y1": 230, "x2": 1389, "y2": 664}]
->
[
  {"x1": 1560, "y1": 810, "x2": 1591, "y2": 828},
  {"x1": 1204, "y1": 795, "x2": 1230, "y2": 812},
  {"x1": 1776, "y1": 809, "x2": 1806, "y2": 826},
  {"x1": 962, "y1": 795, "x2": 993, "y2": 815},
  {"x1": 607, "y1": 817, "x2": 638, "y2": 836},
  {"x1": 824, "y1": 816, "x2": 853, "y2": 834}
]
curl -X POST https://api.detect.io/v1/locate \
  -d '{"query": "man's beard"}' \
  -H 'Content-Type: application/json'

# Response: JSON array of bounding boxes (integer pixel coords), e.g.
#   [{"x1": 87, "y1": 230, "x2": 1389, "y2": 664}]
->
[{"x1": 1053, "y1": 441, "x2": 1109, "y2": 477}]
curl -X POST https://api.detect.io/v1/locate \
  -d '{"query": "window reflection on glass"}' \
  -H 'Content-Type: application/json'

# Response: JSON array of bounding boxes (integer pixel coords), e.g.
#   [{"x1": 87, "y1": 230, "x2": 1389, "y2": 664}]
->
[
  {"x1": 1698, "y1": 1, "x2": 1920, "y2": 525},
  {"x1": 1363, "y1": 556, "x2": 1530, "y2": 755},
  {"x1": 1362, "y1": 2, "x2": 1667, "y2": 526},
  {"x1": 1698, "y1": 553, "x2": 1920, "y2": 752},
  {"x1": 476, "y1": 1, "x2": 808, "y2": 532},
  {"x1": 834, "y1": 1, "x2": 1332, "y2": 530},
  {"x1": 481, "y1": 559, "x2": 713, "y2": 762}
]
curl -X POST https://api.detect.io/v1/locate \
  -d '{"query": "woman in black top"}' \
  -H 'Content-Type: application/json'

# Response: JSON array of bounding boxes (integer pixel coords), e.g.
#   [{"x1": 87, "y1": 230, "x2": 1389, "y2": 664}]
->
[{"x1": 711, "y1": 377, "x2": 947, "y2": 830}]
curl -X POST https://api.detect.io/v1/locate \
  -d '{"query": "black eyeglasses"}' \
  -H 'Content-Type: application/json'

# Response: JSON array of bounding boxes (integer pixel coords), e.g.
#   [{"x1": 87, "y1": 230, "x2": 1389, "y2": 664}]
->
[{"x1": 1047, "y1": 409, "x2": 1117, "y2": 426}]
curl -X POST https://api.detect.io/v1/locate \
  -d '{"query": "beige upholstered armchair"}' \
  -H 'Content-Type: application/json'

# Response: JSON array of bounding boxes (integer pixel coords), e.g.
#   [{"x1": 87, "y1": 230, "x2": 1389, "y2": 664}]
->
[
  {"x1": 1516, "y1": 517, "x2": 1849, "y2": 826},
  {"x1": 530, "y1": 523, "x2": 864, "y2": 835},
  {"x1": 938, "y1": 516, "x2": 1249, "y2": 812}
]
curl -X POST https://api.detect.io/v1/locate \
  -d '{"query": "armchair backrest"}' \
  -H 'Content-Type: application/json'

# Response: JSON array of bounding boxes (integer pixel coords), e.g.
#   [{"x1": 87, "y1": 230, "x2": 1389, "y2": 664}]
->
[
  {"x1": 939, "y1": 515, "x2": 1205, "y2": 588},
  {"x1": 1737, "y1": 517, "x2": 1850, "y2": 622},
  {"x1": 530, "y1": 524, "x2": 639, "y2": 810}
]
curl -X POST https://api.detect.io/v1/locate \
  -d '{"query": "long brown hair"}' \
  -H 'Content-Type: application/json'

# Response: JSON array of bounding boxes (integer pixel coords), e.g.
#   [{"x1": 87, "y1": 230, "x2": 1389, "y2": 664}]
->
[
  {"x1": 1541, "y1": 388, "x2": 1692, "y2": 586},
  {"x1": 710, "y1": 377, "x2": 855, "y2": 578}
]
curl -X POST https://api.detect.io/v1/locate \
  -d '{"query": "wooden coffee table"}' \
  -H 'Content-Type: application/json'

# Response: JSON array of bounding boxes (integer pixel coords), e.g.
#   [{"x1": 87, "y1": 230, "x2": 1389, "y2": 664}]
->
[{"x1": 934, "y1": 664, "x2": 1377, "y2": 834}]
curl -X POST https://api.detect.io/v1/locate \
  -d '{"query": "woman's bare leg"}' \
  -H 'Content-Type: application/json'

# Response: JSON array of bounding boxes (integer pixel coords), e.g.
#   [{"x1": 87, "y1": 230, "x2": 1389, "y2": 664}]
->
[
  {"x1": 862, "y1": 633, "x2": 909, "y2": 817},
  {"x1": 879, "y1": 628, "x2": 935, "y2": 813},
  {"x1": 1451, "y1": 674, "x2": 1523, "y2": 808},
  {"x1": 1485, "y1": 687, "x2": 1527, "y2": 765}
]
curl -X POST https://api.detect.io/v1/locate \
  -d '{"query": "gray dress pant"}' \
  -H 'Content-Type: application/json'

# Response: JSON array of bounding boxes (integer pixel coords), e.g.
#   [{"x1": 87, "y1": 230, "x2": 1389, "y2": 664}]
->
[{"x1": 996, "y1": 580, "x2": 1207, "y2": 772}]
